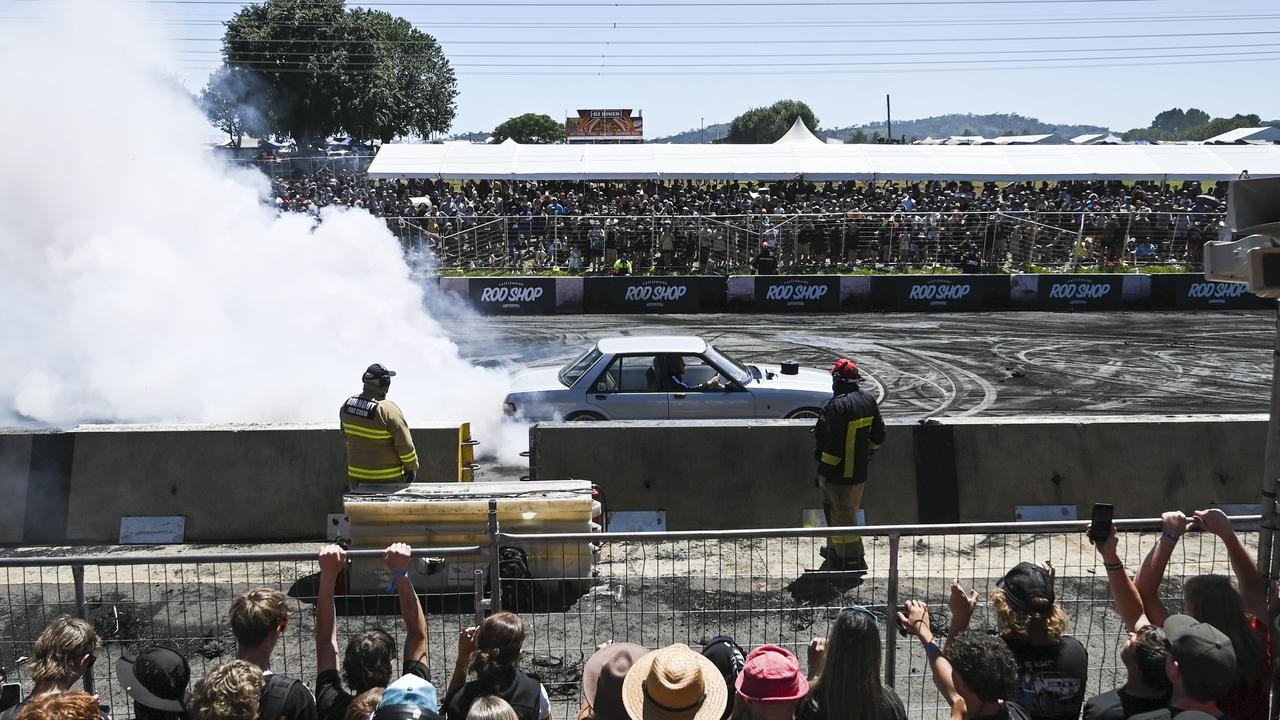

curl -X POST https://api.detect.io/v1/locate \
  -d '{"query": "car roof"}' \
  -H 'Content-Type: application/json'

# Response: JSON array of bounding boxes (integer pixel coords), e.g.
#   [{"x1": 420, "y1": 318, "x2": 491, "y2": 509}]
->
[{"x1": 596, "y1": 336, "x2": 708, "y2": 355}]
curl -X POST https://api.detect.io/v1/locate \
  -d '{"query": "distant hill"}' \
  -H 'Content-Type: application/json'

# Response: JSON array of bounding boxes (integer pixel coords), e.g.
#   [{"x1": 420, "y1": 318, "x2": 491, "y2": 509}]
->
[{"x1": 652, "y1": 113, "x2": 1109, "y2": 144}]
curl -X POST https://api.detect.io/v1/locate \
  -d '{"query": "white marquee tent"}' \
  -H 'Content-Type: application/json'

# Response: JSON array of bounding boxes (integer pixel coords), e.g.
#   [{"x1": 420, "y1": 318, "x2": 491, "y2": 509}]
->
[{"x1": 369, "y1": 119, "x2": 1280, "y2": 182}]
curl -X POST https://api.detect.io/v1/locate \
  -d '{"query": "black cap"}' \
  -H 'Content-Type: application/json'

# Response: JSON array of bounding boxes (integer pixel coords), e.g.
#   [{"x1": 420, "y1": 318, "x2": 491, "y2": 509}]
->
[
  {"x1": 701, "y1": 635, "x2": 746, "y2": 693},
  {"x1": 1165, "y1": 614, "x2": 1237, "y2": 700},
  {"x1": 997, "y1": 562, "x2": 1054, "y2": 612},
  {"x1": 116, "y1": 647, "x2": 190, "y2": 713},
  {"x1": 364, "y1": 364, "x2": 396, "y2": 381}
]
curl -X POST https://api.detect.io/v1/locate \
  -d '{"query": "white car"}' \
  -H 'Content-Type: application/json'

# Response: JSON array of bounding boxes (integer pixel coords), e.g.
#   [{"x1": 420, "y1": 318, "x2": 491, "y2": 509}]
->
[{"x1": 503, "y1": 336, "x2": 834, "y2": 421}]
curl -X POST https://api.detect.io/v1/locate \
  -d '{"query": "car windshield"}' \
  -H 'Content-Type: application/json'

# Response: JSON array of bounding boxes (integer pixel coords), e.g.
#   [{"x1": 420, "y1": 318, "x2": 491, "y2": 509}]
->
[
  {"x1": 705, "y1": 345, "x2": 752, "y2": 385},
  {"x1": 558, "y1": 347, "x2": 603, "y2": 387}
]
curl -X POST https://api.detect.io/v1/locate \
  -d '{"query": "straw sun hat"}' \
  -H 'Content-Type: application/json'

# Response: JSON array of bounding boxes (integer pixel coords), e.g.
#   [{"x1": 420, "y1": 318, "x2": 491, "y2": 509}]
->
[{"x1": 622, "y1": 644, "x2": 728, "y2": 720}]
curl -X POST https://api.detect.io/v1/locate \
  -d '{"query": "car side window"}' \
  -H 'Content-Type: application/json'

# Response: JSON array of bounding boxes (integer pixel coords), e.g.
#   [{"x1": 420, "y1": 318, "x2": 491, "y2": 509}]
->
[
  {"x1": 674, "y1": 355, "x2": 720, "y2": 391},
  {"x1": 595, "y1": 355, "x2": 662, "y2": 393}
]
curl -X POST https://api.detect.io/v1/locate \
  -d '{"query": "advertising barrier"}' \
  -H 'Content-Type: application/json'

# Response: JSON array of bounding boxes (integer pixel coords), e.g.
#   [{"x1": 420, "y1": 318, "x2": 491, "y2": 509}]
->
[
  {"x1": 1035, "y1": 275, "x2": 1124, "y2": 311},
  {"x1": 584, "y1": 276, "x2": 726, "y2": 313},
  {"x1": 751, "y1": 276, "x2": 841, "y2": 312},
  {"x1": 870, "y1": 274, "x2": 1011, "y2": 311},
  {"x1": 467, "y1": 277, "x2": 558, "y2": 315},
  {"x1": 1150, "y1": 274, "x2": 1274, "y2": 310}
]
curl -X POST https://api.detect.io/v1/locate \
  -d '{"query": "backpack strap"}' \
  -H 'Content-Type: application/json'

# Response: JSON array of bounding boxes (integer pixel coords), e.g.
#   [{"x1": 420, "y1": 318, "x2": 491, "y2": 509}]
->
[{"x1": 259, "y1": 674, "x2": 300, "y2": 720}]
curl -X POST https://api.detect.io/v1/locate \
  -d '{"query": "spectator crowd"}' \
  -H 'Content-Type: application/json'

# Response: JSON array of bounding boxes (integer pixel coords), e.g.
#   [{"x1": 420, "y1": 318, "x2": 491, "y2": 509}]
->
[
  {"x1": 1, "y1": 508, "x2": 1272, "y2": 720},
  {"x1": 267, "y1": 170, "x2": 1225, "y2": 274}
]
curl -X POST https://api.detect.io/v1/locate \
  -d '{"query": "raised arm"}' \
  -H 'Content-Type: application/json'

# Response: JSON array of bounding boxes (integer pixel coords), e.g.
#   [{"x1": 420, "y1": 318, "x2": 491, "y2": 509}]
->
[
  {"x1": 1194, "y1": 508, "x2": 1266, "y2": 618},
  {"x1": 1091, "y1": 523, "x2": 1148, "y2": 631},
  {"x1": 447, "y1": 627, "x2": 477, "y2": 697},
  {"x1": 316, "y1": 544, "x2": 347, "y2": 674},
  {"x1": 946, "y1": 580, "x2": 978, "y2": 643},
  {"x1": 384, "y1": 543, "x2": 428, "y2": 665},
  {"x1": 898, "y1": 600, "x2": 960, "y2": 708},
  {"x1": 1135, "y1": 511, "x2": 1191, "y2": 627}
]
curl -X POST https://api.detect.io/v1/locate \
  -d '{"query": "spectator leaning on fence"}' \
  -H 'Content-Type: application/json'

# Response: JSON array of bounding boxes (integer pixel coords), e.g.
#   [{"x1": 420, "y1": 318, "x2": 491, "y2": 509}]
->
[
  {"x1": 799, "y1": 606, "x2": 905, "y2": 720},
  {"x1": 1081, "y1": 522, "x2": 1170, "y2": 720},
  {"x1": 191, "y1": 660, "x2": 265, "y2": 720},
  {"x1": 1136, "y1": 509, "x2": 1273, "y2": 720},
  {"x1": 444, "y1": 612, "x2": 550, "y2": 720},
  {"x1": 949, "y1": 563, "x2": 1087, "y2": 720},
  {"x1": 229, "y1": 588, "x2": 318, "y2": 720},
  {"x1": 0, "y1": 616, "x2": 101, "y2": 720},
  {"x1": 897, "y1": 602, "x2": 1028, "y2": 720},
  {"x1": 315, "y1": 543, "x2": 431, "y2": 720},
  {"x1": 15, "y1": 692, "x2": 102, "y2": 720}
]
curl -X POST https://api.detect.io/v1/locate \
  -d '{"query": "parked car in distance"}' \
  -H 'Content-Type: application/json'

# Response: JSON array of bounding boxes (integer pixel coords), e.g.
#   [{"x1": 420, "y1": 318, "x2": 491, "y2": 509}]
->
[{"x1": 503, "y1": 335, "x2": 833, "y2": 421}]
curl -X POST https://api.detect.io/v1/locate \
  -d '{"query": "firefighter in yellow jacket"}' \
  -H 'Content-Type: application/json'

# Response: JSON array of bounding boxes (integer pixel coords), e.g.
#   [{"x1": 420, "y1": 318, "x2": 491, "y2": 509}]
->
[{"x1": 341, "y1": 364, "x2": 419, "y2": 486}]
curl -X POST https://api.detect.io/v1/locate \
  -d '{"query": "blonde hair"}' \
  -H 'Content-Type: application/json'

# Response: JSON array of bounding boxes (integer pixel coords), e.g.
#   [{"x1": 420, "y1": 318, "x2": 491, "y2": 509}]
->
[
  {"x1": 16, "y1": 692, "x2": 101, "y2": 720},
  {"x1": 466, "y1": 696, "x2": 519, "y2": 720},
  {"x1": 229, "y1": 588, "x2": 291, "y2": 646},
  {"x1": 991, "y1": 588, "x2": 1068, "y2": 646},
  {"x1": 191, "y1": 660, "x2": 265, "y2": 720},
  {"x1": 344, "y1": 688, "x2": 385, "y2": 720},
  {"x1": 28, "y1": 617, "x2": 101, "y2": 685}
]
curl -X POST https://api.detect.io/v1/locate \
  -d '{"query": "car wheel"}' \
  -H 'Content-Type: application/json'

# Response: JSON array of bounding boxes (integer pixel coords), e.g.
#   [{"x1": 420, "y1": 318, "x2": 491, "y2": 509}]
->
[
  {"x1": 565, "y1": 411, "x2": 605, "y2": 422},
  {"x1": 786, "y1": 407, "x2": 821, "y2": 420}
]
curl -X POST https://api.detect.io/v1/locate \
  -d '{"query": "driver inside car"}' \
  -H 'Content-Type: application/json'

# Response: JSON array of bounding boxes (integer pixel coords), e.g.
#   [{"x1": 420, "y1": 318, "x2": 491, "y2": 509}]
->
[{"x1": 666, "y1": 355, "x2": 723, "y2": 391}]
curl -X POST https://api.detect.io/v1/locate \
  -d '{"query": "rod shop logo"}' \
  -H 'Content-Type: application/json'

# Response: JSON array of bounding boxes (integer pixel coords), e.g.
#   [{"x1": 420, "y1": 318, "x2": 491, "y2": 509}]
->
[
  {"x1": 908, "y1": 281, "x2": 972, "y2": 303},
  {"x1": 1186, "y1": 282, "x2": 1247, "y2": 301},
  {"x1": 479, "y1": 285, "x2": 544, "y2": 304},
  {"x1": 622, "y1": 281, "x2": 690, "y2": 306},
  {"x1": 764, "y1": 282, "x2": 829, "y2": 303},
  {"x1": 1045, "y1": 278, "x2": 1116, "y2": 303}
]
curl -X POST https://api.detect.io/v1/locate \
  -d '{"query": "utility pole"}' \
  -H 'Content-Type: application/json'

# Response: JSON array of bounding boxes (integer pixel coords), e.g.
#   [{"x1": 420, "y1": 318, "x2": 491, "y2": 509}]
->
[
  {"x1": 886, "y1": 94, "x2": 892, "y2": 144},
  {"x1": 701, "y1": 117, "x2": 705, "y2": 144}
]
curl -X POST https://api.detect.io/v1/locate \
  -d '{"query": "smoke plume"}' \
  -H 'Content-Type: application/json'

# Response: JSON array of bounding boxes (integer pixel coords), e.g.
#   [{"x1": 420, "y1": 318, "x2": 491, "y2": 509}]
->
[{"x1": 0, "y1": 1, "x2": 523, "y2": 462}]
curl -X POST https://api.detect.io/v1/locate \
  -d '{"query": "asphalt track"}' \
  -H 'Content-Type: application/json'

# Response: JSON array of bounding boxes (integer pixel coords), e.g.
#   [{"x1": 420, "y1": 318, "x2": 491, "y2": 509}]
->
[{"x1": 457, "y1": 311, "x2": 1276, "y2": 419}]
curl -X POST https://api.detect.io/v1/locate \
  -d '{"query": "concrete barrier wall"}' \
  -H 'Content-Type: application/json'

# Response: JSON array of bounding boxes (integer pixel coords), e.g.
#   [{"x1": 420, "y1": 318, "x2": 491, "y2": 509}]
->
[
  {"x1": 439, "y1": 274, "x2": 1272, "y2": 314},
  {"x1": 531, "y1": 415, "x2": 1267, "y2": 530},
  {"x1": 1, "y1": 424, "x2": 467, "y2": 544}
]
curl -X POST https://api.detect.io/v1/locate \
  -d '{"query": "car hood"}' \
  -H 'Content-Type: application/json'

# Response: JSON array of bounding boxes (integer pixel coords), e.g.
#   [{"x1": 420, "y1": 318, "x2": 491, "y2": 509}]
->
[
  {"x1": 748, "y1": 365, "x2": 831, "y2": 392},
  {"x1": 506, "y1": 366, "x2": 567, "y2": 395}
]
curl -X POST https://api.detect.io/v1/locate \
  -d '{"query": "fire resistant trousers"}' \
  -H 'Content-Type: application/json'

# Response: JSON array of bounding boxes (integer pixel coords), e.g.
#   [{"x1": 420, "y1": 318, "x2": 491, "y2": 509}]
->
[{"x1": 821, "y1": 480, "x2": 865, "y2": 564}]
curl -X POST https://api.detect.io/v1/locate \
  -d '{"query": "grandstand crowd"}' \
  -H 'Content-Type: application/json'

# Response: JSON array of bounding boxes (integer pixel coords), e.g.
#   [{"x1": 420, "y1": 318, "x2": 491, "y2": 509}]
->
[
  {"x1": 268, "y1": 169, "x2": 1226, "y2": 273},
  {"x1": 4, "y1": 509, "x2": 1271, "y2": 720}
]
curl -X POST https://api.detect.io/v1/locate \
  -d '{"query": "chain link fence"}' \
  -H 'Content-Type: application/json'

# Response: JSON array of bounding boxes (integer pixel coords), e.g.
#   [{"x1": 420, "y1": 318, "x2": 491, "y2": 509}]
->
[
  {"x1": 0, "y1": 518, "x2": 1256, "y2": 720},
  {"x1": 383, "y1": 211, "x2": 1223, "y2": 275}
]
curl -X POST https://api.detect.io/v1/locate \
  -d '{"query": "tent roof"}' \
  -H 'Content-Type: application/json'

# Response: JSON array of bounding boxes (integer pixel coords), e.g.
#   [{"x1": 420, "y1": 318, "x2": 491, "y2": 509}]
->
[
  {"x1": 774, "y1": 117, "x2": 825, "y2": 145},
  {"x1": 367, "y1": 142, "x2": 1280, "y2": 181},
  {"x1": 1204, "y1": 127, "x2": 1280, "y2": 144}
]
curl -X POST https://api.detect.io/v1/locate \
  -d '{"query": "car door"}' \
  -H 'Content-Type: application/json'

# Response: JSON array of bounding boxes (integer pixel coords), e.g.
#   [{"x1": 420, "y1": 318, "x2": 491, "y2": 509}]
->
[
  {"x1": 665, "y1": 354, "x2": 757, "y2": 419},
  {"x1": 584, "y1": 354, "x2": 669, "y2": 419}
]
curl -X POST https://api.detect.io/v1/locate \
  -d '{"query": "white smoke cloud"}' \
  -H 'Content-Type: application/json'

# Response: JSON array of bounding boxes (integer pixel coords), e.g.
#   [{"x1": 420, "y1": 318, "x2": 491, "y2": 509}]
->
[{"x1": 0, "y1": 0, "x2": 524, "y2": 463}]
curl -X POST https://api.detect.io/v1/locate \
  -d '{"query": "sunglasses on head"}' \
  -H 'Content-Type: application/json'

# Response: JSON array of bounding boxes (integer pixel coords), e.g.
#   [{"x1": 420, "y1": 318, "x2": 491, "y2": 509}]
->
[{"x1": 839, "y1": 605, "x2": 882, "y2": 622}]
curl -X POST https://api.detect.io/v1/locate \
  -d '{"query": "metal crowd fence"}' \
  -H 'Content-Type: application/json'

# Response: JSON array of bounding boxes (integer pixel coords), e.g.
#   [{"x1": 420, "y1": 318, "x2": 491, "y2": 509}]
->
[
  {"x1": 0, "y1": 516, "x2": 1257, "y2": 720},
  {"x1": 382, "y1": 211, "x2": 1223, "y2": 275}
]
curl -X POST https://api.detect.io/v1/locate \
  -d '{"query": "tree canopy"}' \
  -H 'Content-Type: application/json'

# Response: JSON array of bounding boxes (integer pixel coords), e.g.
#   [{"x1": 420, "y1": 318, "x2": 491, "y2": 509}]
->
[
  {"x1": 725, "y1": 100, "x2": 820, "y2": 144},
  {"x1": 1123, "y1": 107, "x2": 1276, "y2": 142},
  {"x1": 218, "y1": 0, "x2": 457, "y2": 146},
  {"x1": 491, "y1": 113, "x2": 566, "y2": 144}
]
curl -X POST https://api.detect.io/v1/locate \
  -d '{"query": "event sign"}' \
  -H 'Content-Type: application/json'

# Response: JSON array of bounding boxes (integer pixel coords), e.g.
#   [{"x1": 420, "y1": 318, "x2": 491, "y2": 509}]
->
[
  {"x1": 1037, "y1": 275, "x2": 1123, "y2": 310},
  {"x1": 565, "y1": 109, "x2": 644, "y2": 140},
  {"x1": 585, "y1": 276, "x2": 725, "y2": 313},
  {"x1": 468, "y1": 277, "x2": 557, "y2": 314},
  {"x1": 896, "y1": 276, "x2": 989, "y2": 311},
  {"x1": 754, "y1": 276, "x2": 840, "y2": 311},
  {"x1": 1168, "y1": 276, "x2": 1273, "y2": 310}
]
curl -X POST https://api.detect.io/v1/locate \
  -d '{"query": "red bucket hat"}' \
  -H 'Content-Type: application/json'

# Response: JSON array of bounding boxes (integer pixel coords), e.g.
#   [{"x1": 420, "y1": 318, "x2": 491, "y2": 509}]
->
[{"x1": 734, "y1": 645, "x2": 808, "y2": 703}]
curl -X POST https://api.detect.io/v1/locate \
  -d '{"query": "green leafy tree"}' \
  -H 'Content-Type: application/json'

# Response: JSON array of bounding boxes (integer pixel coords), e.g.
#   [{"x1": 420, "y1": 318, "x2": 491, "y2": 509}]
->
[
  {"x1": 199, "y1": 66, "x2": 269, "y2": 146},
  {"x1": 223, "y1": 0, "x2": 457, "y2": 147},
  {"x1": 491, "y1": 113, "x2": 566, "y2": 144},
  {"x1": 725, "y1": 100, "x2": 819, "y2": 144}
]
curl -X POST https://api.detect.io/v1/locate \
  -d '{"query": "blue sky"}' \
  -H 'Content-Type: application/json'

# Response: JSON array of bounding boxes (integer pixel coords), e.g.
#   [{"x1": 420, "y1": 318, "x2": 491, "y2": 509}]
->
[{"x1": 10, "y1": 0, "x2": 1280, "y2": 137}]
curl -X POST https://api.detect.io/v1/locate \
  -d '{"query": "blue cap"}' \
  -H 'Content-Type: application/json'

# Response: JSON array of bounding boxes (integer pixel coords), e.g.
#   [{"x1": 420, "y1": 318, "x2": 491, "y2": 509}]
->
[{"x1": 373, "y1": 674, "x2": 441, "y2": 720}]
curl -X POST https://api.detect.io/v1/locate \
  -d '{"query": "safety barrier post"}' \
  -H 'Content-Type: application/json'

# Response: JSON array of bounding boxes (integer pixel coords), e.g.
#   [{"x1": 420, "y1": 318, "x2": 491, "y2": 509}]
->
[
  {"x1": 72, "y1": 565, "x2": 94, "y2": 694},
  {"x1": 473, "y1": 569, "x2": 487, "y2": 624},
  {"x1": 884, "y1": 533, "x2": 900, "y2": 688},
  {"x1": 488, "y1": 499, "x2": 502, "y2": 611}
]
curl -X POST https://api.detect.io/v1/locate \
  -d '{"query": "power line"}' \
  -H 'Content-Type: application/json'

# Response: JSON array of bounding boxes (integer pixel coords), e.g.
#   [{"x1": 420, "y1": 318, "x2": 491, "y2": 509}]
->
[{"x1": 14, "y1": 0, "x2": 1165, "y2": 5}]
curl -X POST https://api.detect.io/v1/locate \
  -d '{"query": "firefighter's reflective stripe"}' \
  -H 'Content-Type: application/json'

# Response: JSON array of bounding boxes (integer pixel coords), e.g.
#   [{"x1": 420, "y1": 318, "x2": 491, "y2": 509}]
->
[
  {"x1": 343, "y1": 423, "x2": 392, "y2": 439},
  {"x1": 399, "y1": 450, "x2": 418, "y2": 464},
  {"x1": 842, "y1": 417, "x2": 875, "y2": 479},
  {"x1": 831, "y1": 536, "x2": 864, "y2": 547},
  {"x1": 820, "y1": 452, "x2": 841, "y2": 466},
  {"x1": 348, "y1": 465, "x2": 404, "y2": 480}
]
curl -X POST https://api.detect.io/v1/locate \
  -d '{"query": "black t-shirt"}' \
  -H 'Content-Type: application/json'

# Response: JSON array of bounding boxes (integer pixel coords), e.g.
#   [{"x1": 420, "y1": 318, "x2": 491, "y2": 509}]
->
[
  {"x1": 260, "y1": 673, "x2": 318, "y2": 720},
  {"x1": 1003, "y1": 636, "x2": 1089, "y2": 720},
  {"x1": 972, "y1": 701, "x2": 1033, "y2": 720},
  {"x1": 1083, "y1": 688, "x2": 1170, "y2": 720},
  {"x1": 796, "y1": 685, "x2": 907, "y2": 720},
  {"x1": 316, "y1": 661, "x2": 430, "y2": 720},
  {"x1": 1130, "y1": 708, "x2": 1233, "y2": 720}
]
